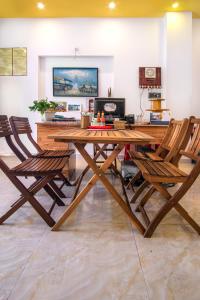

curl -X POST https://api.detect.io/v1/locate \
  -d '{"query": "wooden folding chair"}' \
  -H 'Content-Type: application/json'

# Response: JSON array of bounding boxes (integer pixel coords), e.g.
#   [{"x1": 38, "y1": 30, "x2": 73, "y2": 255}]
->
[
  {"x1": 9, "y1": 116, "x2": 75, "y2": 188},
  {"x1": 0, "y1": 115, "x2": 68, "y2": 227},
  {"x1": 127, "y1": 118, "x2": 191, "y2": 199},
  {"x1": 132, "y1": 116, "x2": 200, "y2": 237},
  {"x1": 4, "y1": 116, "x2": 69, "y2": 200}
]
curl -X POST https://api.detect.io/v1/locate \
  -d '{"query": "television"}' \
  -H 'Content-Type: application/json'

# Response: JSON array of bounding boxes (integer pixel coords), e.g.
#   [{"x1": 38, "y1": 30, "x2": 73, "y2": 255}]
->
[
  {"x1": 53, "y1": 67, "x2": 98, "y2": 97},
  {"x1": 94, "y1": 98, "x2": 125, "y2": 123}
]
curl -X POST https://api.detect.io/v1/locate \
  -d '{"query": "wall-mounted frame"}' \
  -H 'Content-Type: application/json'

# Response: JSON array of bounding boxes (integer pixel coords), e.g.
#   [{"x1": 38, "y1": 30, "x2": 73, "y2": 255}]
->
[
  {"x1": 56, "y1": 101, "x2": 67, "y2": 112},
  {"x1": 139, "y1": 67, "x2": 161, "y2": 88},
  {"x1": 0, "y1": 47, "x2": 27, "y2": 76},
  {"x1": 53, "y1": 67, "x2": 98, "y2": 97},
  {"x1": 67, "y1": 104, "x2": 82, "y2": 112}
]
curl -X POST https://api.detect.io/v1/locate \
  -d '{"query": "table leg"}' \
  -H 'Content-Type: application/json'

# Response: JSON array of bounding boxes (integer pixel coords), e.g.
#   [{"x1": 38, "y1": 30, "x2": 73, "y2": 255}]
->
[
  {"x1": 76, "y1": 144, "x2": 145, "y2": 234},
  {"x1": 52, "y1": 143, "x2": 145, "y2": 234},
  {"x1": 52, "y1": 143, "x2": 122, "y2": 231},
  {"x1": 96, "y1": 144, "x2": 129, "y2": 204},
  {"x1": 72, "y1": 144, "x2": 108, "y2": 200}
]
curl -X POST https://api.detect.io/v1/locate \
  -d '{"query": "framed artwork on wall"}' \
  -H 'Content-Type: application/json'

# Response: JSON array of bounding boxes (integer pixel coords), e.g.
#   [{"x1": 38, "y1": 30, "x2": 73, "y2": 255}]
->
[
  {"x1": 0, "y1": 47, "x2": 27, "y2": 76},
  {"x1": 53, "y1": 67, "x2": 98, "y2": 97},
  {"x1": 67, "y1": 104, "x2": 82, "y2": 112},
  {"x1": 56, "y1": 101, "x2": 67, "y2": 112}
]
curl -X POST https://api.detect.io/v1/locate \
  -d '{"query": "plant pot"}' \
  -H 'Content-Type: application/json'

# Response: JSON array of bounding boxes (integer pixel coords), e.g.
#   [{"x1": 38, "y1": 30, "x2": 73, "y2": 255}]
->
[{"x1": 44, "y1": 111, "x2": 55, "y2": 121}]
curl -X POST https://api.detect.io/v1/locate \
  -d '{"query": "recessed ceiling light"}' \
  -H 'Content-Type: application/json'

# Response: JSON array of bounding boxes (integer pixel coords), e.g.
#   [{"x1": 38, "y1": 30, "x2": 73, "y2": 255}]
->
[
  {"x1": 108, "y1": 1, "x2": 116, "y2": 10},
  {"x1": 172, "y1": 2, "x2": 179, "y2": 9},
  {"x1": 37, "y1": 2, "x2": 45, "y2": 10}
]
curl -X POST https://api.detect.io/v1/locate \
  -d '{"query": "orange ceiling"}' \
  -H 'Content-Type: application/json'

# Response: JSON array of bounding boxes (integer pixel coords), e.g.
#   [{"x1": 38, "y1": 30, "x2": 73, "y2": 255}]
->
[{"x1": 0, "y1": 0, "x2": 200, "y2": 18}]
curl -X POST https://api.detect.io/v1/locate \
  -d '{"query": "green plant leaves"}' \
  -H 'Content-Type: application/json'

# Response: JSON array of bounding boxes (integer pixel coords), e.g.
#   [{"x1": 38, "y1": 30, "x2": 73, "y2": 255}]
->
[{"x1": 29, "y1": 98, "x2": 58, "y2": 115}]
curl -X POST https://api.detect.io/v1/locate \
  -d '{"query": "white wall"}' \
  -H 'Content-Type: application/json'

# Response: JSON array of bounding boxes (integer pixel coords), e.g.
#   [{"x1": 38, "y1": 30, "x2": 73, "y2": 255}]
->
[
  {"x1": 164, "y1": 12, "x2": 192, "y2": 119},
  {"x1": 0, "y1": 18, "x2": 162, "y2": 154},
  {"x1": 192, "y1": 19, "x2": 200, "y2": 116},
  {"x1": 0, "y1": 16, "x2": 200, "y2": 155}
]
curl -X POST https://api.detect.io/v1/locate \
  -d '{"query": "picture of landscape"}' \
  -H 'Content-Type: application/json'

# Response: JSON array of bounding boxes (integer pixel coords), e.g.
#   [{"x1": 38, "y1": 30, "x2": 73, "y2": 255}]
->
[{"x1": 53, "y1": 67, "x2": 98, "y2": 97}]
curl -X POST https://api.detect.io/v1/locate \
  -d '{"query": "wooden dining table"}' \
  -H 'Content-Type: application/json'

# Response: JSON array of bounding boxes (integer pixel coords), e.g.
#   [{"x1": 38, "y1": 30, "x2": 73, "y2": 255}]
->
[{"x1": 49, "y1": 128, "x2": 155, "y2": 234}]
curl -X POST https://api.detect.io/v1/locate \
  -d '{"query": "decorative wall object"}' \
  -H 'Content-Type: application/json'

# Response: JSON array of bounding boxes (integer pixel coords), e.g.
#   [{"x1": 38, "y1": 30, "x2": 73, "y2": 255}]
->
[
  {"x1": 0, "y1": 47, "x2": 27, "y2": 76},
  {"x1": 67, "y1": 104, "x2": 82, "y2": 112},
  {"x1": 56, "y1": 101, "x2": 67, "y2": 112},
  {"x1": 53, "y1": 67, "x2": 98, "y2": 97},
  {"x1": 139, "y1": 67, "x2": 161, "y2": 88},
  {"x1": 0, "y1": 48, "x2": 12, "y2": 75}
]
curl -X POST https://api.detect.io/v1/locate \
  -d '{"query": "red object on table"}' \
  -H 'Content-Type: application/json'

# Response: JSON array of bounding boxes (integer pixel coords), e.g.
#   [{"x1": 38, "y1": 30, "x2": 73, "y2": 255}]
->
[{"x1": 88, "y1": 125, "x2": 113, "y2": 130}]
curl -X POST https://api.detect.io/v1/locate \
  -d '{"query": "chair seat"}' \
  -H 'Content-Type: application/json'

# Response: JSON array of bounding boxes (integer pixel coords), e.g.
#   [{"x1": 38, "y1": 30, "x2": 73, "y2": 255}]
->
[
  {"x1": 10, "y1": 157, "x2": 68, "y2": 176},
  {"x1": 129, "y1": 150, "x2": 164, "y2": 162},
  {"x1": 134, "y1": 159, "x2": 188, "y2": 183},
  {"x1": 34, "y1": 149, "x2": 75, "y2": 158}
]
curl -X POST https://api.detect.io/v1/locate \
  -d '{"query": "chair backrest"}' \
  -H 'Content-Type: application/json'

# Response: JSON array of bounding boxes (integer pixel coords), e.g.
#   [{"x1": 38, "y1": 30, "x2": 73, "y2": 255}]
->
[
  {"x1": 180, "y1": 117, "x2": 200, "y2": 161},
  {"x1": 0, "y1": 115, "x2": 26, "y2": 163},
  {"x1": 0, "y1": 115, "x2": 12, "y2": 137},
  {"x1": 156, "y1": 118, "x2": 192, "y2": 164},
  {"x1": 9, "y1": 116, "x2": 42, "y2": 158},
  {"x1": 170, "y1": 117, "x2": 200, "y2": 207}
]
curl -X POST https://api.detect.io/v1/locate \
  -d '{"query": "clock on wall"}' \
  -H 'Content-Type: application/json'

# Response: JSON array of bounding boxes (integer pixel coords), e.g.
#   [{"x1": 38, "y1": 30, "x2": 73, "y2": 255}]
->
[{"x1": 139, "y1": 67, "x2": 161, "y2": 88}]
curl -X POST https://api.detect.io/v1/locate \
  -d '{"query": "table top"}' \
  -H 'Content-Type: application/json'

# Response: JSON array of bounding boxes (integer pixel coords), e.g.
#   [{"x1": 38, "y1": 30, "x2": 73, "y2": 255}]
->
[{"x1": 49, "y1": 128, "x2": 155, "y2": 144}]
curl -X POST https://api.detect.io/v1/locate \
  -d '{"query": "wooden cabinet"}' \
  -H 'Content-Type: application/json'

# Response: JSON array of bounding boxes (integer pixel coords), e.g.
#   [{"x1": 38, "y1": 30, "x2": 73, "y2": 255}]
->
[
  {"x1": 130, "y1": 124, "x2": 167, "y2": 144},
  {"x1": 36, "y1": 121, "x2": 167, "y2": 178},
  {"x1": 36, "y1": 121, "x2": 81, "y2": 180}
]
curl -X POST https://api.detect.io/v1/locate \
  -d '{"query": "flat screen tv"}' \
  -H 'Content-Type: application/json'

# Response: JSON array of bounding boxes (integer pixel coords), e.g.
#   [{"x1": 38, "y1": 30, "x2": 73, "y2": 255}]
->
[
  {"x1": 53, "y1": 67, "x2": 98, "y2": 97},
  {"x1": 94, "y1": 98, "x2": 125, "y2": 122}
]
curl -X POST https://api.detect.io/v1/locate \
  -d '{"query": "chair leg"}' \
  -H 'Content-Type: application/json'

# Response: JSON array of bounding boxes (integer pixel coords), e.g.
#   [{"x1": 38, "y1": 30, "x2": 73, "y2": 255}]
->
[
  {"x1": 16, "y1": 176, "x2": 56, "y2": 227},
  {"x1": 43, "y1": 184, "x2": 65, "y2": 206},
  {"x1": 71, "y1": 170, "x2": 86, "y2": 201},
  {"x1": 144, "y1": 183, "x2": 200, "y2": 237},
  {"x1": 175, "y1": 203, "x2": 200, "y2": 234},
  {"x1": 48, "y1": 180, "x2": 66, "y2": 199},
  {"x1": 126, "y1": 170, "x2": 142, "y2": 189},
  {"x1": 58, "y1": 173, "x2": 75, "y2": 187},
  {"x1": 0, "y1": 198, "x2": 26, "y2": 224},
  {"x1": 59, "y1": 173, "x2": 74, "y2": 187},
  {"x1": 135, "y1": 186, "x2": 156, "y2": 212},
  {"x1": 0, "y1": 176, "x2": 57, "y2": 226},
  {"x1": 72, "y1": 144, "x2": 109, "y2": 201},
  {"x1": 130, "y1": 181, "x2": 149, "y2": 203}
]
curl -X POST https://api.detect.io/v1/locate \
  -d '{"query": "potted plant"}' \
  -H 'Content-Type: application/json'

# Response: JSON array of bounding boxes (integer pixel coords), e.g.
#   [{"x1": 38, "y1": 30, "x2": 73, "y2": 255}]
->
[{"x1": 29, "y1": 98, "x2": 58, "y2": 121}]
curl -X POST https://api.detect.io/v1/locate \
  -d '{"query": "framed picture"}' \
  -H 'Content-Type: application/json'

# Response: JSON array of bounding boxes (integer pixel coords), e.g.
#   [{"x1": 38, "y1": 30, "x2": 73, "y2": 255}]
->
[
  {"x1": 67, "y1": 104, "x2": 81, "y2": 112},
  {"x1": 0, "y1": 47, "x2": 27, "y2": 76},
  {"x1": 53, "y1": 67, "x2": 98, "y2": 97},
  {"x1": 56, "y1": 101, "x2": 67, "y2": 112}
]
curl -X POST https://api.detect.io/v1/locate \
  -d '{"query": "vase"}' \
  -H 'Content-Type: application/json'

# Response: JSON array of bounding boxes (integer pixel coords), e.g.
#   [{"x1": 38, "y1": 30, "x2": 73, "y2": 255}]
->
[
  {"x1": 41, "y1": 114, "x2": 46, "y2": 121},
  {"x1": 44, "y1": 111, "x2": 55, "y2": 121}
]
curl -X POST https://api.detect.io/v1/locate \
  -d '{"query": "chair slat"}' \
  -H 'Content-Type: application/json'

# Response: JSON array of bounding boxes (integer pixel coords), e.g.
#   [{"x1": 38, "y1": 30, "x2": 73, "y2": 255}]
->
[{"x1": 0, "y1": 116, "x2": 12, "y2": 137}]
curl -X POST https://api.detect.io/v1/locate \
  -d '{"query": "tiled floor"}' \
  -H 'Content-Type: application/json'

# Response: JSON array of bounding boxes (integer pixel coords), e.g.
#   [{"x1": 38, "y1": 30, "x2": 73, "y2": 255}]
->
[{"x1": 0, "y1": 156, "x2": 200, "y2": 300}]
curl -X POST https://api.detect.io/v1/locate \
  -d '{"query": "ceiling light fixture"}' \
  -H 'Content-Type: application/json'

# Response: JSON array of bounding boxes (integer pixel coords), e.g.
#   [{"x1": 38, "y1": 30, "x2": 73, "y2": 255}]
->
[
  {"x1": 37, "y1": 2, "x2": 45, "y2": 9},
  {"x1": 108, "y1": 1, "x2": 116, "y2": 10},
  {"x1": 172, "y1": 2, "x2": 179, "y2": 9}
]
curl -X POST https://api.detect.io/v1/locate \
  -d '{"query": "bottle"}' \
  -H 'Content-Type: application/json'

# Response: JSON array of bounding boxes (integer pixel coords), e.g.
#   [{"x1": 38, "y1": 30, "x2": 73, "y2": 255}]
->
[
  {"x1": 101, "y1": 111, "x2": 105, "y2": 125},
  {"x1": 108, "y1": 87, "x2": 112, "y2": 98},
  {"x1": 97, "y1": 111, "x2": 101, "y2": 123}
]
